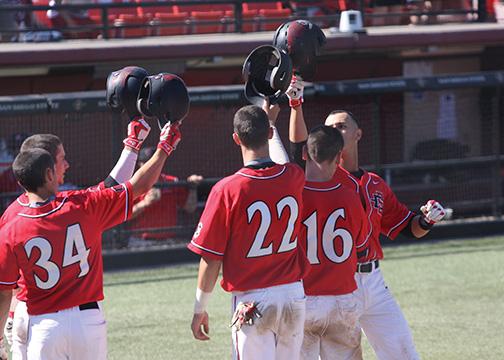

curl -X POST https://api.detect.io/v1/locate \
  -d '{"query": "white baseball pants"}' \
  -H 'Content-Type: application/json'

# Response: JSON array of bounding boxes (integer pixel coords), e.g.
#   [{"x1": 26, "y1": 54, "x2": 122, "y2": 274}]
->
[
  {"x1": 231, "y1": 281, "x2": 306, "y2": 360},
  {"x1": 26, "y1": 304, "x2": 107, "y2": 360},
  {"x1": 11, "y1": 300, "x2": 28, "y2": 360},
  {"x1": 301, "y1": 293, "x2": 363, "y2": 360},
  {"x1": 354, "y1": 268, "x2": 420, "y2": 360}
]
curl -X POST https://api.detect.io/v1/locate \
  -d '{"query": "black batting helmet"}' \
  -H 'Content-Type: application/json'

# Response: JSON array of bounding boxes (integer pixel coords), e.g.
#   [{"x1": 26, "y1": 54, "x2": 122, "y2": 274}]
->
[
  {"x1": 137, "y1": 73, "x2": 190, "y2": 129},
  {"x1": 106, "y1": 66, "x2": 148, "y2": 119},
  {"x1": 242, "y1": 45, "x2": 292, "y2": 107},
  {"x1": 273, "y1": 20, "x2": 326, "y2": 81}
]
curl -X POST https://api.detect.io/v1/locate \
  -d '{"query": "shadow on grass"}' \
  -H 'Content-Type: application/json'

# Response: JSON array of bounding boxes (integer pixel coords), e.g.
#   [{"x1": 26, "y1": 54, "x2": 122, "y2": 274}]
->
[
  {"x1": 386, "y1": 243, "x2": 504, "y2": 261},
  {"x1": 105, "y1": 273, "x2": 196, "y2": 287}
]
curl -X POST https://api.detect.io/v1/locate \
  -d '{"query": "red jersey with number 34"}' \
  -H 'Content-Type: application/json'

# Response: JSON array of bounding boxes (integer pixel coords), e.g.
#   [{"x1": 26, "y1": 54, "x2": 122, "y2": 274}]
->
[
  {"x1": 188, "y1": 163, "x2": 309, "y2": 292},
  {"x1": 0, "y1": 181, "x2": 106, "y2": 302},
  {"x1": 300, "y1": 175, "x2": 369, "y2": 296},
  {"x1": 0, "y1": 182, "x2": 132, "y2": 315}
]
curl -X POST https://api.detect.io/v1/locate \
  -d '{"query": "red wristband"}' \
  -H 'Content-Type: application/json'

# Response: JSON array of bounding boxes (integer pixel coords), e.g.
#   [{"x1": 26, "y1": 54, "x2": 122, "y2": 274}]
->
[
  {"x1": 8, "y1": 311, "x2": 14, "y2": 318},
  {"x1": 289, "y1": 98, "x2": 303, "y2": 108}
]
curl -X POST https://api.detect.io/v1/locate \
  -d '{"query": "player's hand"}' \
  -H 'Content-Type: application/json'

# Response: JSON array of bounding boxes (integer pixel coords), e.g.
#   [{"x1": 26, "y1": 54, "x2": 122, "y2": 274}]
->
[
  {"x1": 262, "y1": 98, "x2": 281, "y2": 126},
  {"x1": 157, "y1": 122, "x2": 181, "y2": 157},
  {"x1": 286, "y1": 75, "x2": 304, "y2": 108},
  {"x1": 3, "y1": 315, "x2": 13, "y2": 346},
  {"x1": 191, "y1": 311, "x2": 210, "y2": 341},
  {"x1": 0, "y1": 337, "x2": 8, "y2": 360},
  {"x1": 420, "y1": 200, "x2": 446, "y2": 224},
  {"x1": 123, "y1": 118, "x2": 151, "y2": 151}
]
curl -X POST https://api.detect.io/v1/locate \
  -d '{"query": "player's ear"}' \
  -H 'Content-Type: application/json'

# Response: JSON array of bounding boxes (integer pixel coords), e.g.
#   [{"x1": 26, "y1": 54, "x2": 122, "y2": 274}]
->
[
  {"x1": 302, "y1": 144, "x2": 308, "y2": 161},
  {"x1": 232, "y1": 132, "x2": 241, "y2": 146},
  {"x1": 356, "y1": 128, "x2": 362, "y2": 142},
  {"x1": 268, "y1": 126, "x2": 274, "y2": 140}
]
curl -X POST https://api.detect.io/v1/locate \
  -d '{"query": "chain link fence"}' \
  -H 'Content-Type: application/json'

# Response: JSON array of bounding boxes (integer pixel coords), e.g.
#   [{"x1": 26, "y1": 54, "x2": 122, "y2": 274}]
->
[{"x1": 1, "y1": 73, "x2": 503, "y2": 250}]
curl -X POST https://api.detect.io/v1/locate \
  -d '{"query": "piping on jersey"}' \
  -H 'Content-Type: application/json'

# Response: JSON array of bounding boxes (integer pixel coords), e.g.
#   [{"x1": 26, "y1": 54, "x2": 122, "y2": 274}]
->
[
  {"x1": 17, "y1": 197, "x2": 68, "y2": 218},
  {"x1": 236, "y1": 166, "x2": 286, "y2": 180},
  {"x1": 357, "y1": 176, "x2": 374, "y2": 254},
  {"x1": 190, "y1": 240, "x2": 225, "y2": 256},
  {"x1": 385, "y1": 211, "x2": 412, "y2": 238},
  {"x1": 303, "y1": 184, "x2": 341, "y2": 192},
  {"x1": 16, "y1": 196, "x2": 29, "y2": 207}
]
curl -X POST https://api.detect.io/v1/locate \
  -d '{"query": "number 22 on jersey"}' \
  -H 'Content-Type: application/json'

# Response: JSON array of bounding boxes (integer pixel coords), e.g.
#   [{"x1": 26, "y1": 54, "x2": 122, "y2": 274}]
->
[
  {"x1": 246, "y1": 196, "x2": 299, "y2": 258},
  {"x1": 24, "y1": 223, "x2": 90, "y2": 290}
]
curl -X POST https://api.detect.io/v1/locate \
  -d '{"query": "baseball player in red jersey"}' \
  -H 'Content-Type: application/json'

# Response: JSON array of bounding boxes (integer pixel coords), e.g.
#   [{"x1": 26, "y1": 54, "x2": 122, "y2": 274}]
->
[
  {"x1": 287, "y1": 77, "x2": 446, "y2": 359},
  {"x1": 0, "y1": 118, "x2": 150, "y2": 360},
  {"x1": 189, "y1": 105, "x2": 309, "y2": 360},
  {"x1": 0, "y1": 121, "x2": 181, "y2": 360},
  {"x1": 297, "y1": 125, "x2": 368, "y2": 360}
]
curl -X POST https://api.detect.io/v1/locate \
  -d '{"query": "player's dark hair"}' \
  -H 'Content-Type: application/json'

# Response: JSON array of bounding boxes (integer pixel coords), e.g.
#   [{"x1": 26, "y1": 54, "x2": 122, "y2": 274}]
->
[
  {"x1": 12, "y1": 149, "x2": 55, "y2": 192},
  {"x1": 328, "y1": 110, "x2": 360, "y2": 128},
  {"x1": 307, "y1": 125, "x2": 344, "y2": 164},
  {"x1": 20, "y1": 134, "x2": 62, "y2": 160},
  {"x1": 233, "y1": 105, "x2": 270, "y2": 150}
]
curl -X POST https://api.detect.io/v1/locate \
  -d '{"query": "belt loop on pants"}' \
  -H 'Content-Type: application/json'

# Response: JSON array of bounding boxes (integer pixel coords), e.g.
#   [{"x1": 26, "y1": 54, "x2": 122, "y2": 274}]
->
[
  {"x1": 356, "y1": 260, "x2": 379, "y2": 273},
  {"x1": 79, "y1": 302, "x2": 99, "y2": 311}
]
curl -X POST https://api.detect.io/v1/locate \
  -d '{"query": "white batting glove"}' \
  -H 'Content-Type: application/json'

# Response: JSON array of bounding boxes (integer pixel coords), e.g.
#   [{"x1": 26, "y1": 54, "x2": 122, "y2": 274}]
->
[
  {"x1": 0, "y1": 338, "x2": 7, "y2": 360},
  {"x1": 286, "y1": 75, "x2": 304, "y2": 108},
  {"x1": 123, "y1": 118, "x2": 151, "y2": 151},
  {"x1": 420, "y1": 200, "x2": 446, "y2": 225},
  {"x1": 3, "y1": 315, "x2": 13, "y2": 346},
  {"x1": 157, "y1": 122, "x2": 181, "y2": 156}
]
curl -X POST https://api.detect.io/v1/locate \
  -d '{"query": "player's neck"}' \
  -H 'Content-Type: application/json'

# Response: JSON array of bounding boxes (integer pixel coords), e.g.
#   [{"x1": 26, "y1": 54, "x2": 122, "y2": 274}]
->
[
  {"x1": 305, "y1": 161, "x2": 335, "y2": 182},
  {"x1": 27, "y1": 187, "x2": 54, "y2": 204},
  {"x1": 340, "y1": 149, "x2": 359, "y2": 173},
  {"x1": 241, "y1": 146, "x2": 270, "y2": 166}
]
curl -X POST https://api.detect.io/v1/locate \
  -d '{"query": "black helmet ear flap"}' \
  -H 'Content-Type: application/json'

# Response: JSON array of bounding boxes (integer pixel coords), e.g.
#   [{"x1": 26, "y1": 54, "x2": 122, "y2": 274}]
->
[
  {"x1": 242, "y1": 45, "x2": 292, "y2": 106},
  {"x1": 106, "y1": 66, "x2": 148, "y2": 119},
  {"x1": 136, "y1": 73, "x2": 190, "y2": 129},
  {"x1": 137, "y1": 77, "x2": 152, "y2": 118}
]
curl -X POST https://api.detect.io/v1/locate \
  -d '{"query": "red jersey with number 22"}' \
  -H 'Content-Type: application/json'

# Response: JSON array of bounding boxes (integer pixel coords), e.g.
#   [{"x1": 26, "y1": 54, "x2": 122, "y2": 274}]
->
[
  {"x1": 300, "y1": 175, "x2": 369, "y2": 296},
  {"x1": 188, "y1": 163, "x2": 309, "y2": 292},
  {"x1": 0, "y1": 182, "x2": 132, "y2": 315}
]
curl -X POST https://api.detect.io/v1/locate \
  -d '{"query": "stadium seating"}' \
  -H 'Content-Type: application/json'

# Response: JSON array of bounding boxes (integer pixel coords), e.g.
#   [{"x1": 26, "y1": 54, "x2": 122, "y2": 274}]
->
[
  {"x1": 151, "y1": 12, "x2": 189, "y2": 36},
  {"x1": 114, "y1": 14, "x2": 150, "y2": 38}
]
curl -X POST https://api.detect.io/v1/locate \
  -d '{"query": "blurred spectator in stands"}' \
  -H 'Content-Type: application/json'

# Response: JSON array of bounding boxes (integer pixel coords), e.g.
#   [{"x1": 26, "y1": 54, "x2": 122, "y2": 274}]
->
[
  {"x1": 127, "y1": 146, "x2": 203, "y2": 247},
  {"x1": 408, "y1": 0, "x2": 473, "y2": 25},
  {"x1": 0, "y1": 0, "x2": 29, "y2": 42},
  {"x1": 367, "y1": 0, "x2": 408, "y2": 26},
  {"x1": 47, "y1": 0, "x2": 97, "y2": 38}
]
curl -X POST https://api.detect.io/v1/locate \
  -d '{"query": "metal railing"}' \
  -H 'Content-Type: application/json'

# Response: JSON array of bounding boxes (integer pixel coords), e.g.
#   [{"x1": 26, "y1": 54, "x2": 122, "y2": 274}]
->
[{"x1": 0, "y1": 0, "x2": 486, "y2": 40}]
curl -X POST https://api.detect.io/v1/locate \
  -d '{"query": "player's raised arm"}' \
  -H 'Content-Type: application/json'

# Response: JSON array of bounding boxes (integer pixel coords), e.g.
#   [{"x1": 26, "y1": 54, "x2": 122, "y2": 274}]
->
[
  {"x1": 264, "y1": 99, "x2": 290, "y2": 164},
  {"x1": 129, "y1": 123, "x2": 181, "y2": 199},
  {"x1": 286, "y1": 76, "x2": 308, "y2": 169}
]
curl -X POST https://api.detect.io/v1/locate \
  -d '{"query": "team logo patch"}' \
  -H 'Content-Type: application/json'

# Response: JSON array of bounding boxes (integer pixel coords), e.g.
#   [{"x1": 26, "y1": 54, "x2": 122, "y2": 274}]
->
[
  {"x1": 112, "y1": 184, "x2": 125, "y2": 193},
  {"x1": 193, "y1": 222, "x2": 203, "y2": 238},
  {"x1": 370, "y1": 191, "x2": 384, "y2": 213}
]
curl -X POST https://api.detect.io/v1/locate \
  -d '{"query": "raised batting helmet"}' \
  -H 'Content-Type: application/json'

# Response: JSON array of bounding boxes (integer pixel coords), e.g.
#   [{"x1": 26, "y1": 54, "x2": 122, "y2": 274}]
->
[
  {"x1": 137, "y1": 73, "x2": 190, "y2": 129},
  {"x1": 273, "y1": 20, "x2": 326, "y2": 81},
  {"x1": 106, "y1": 66, "x2": 148, "y2": 119},
  {"x1": 242, "y1": 45, "x2": 292, "y2": 106}
]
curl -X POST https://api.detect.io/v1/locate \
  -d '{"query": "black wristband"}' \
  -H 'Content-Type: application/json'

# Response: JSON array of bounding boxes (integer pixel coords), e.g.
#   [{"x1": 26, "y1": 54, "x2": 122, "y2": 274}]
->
[{"x1": 418, "y1": 216, "x2": 434, "y2": 230}]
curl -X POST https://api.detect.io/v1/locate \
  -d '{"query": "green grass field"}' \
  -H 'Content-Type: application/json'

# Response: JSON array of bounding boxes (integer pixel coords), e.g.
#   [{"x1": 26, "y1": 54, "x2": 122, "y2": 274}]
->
[{"x1": 103, "y1": 236, "x2": 504, "y2": 360}]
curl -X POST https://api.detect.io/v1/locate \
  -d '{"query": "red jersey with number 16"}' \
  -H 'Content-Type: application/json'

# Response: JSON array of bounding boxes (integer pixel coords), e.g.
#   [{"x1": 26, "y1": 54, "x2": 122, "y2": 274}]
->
[
  {"x1": 188, "y1": 163, "x2": 309, "y2": 292},
  {"x1": 0, "y1": 182, "x2": 133, "y2": 315},
  {"x1": 300, "y1": 175, "x2": 369, "y2": 296}
]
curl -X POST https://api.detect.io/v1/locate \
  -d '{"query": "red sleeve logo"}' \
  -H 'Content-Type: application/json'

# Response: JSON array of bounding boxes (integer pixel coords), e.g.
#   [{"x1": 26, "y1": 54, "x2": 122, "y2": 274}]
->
[{"x1": 370, "y1": 191, "x2": 384, "y2": 214}]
